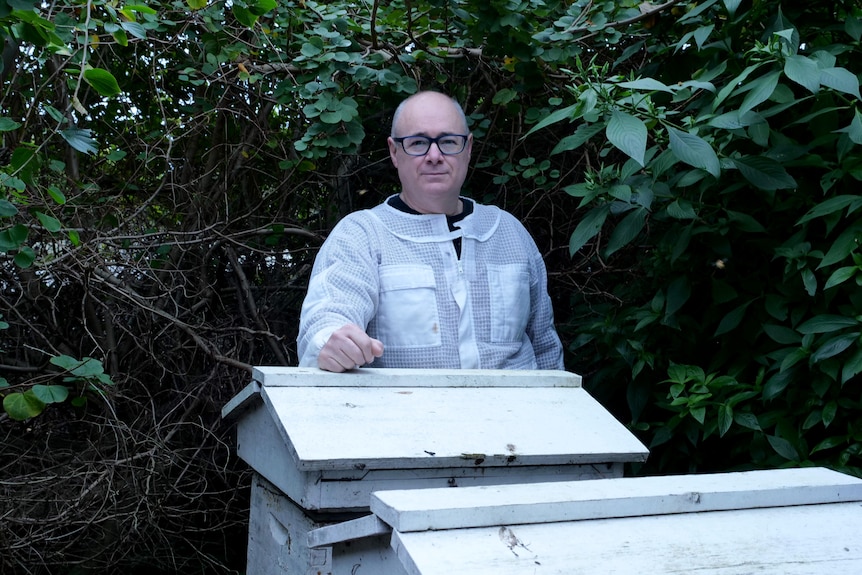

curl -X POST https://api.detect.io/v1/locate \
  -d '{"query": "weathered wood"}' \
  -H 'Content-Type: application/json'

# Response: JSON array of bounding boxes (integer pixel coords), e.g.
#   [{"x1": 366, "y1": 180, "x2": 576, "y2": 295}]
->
[
  {"x1": 392, "y1": 501, "x2": 862, "y2": 575},
  {"x1": 227, "y1": 369, "x2": 647, "y2": 511},
  {"x1": 251, "y1": 366, "x2": 582, "y2": 388},
  {"x1": 259, "y1": 385, "x2": 647, "y2": 471},
  {"x1": 308, "y1": 514, "x2": 389, "y2": 548},
  {"x1": 224, "y1": 367, "x2": 650, "y2": 574},
  {"x1": 371, "y1": 467, "x2": 862, "y2": 532}
]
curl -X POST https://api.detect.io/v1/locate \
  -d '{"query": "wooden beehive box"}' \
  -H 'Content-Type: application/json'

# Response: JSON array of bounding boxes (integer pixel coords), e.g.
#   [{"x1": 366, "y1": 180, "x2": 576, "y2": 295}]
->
[
  {"x1": 310, "y1": 466, "x2": 862, "y2": 574},
  {"x1": 221, "y1": 367, "x2": 650, "y2": 574},
  {"x1": 222, "y1": 367, "x2": 649, "y2": 512}
]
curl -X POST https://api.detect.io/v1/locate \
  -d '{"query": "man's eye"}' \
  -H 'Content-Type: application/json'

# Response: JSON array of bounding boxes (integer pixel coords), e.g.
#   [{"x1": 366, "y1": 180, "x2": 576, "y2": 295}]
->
[
  {"x1": 439, "y1": 138, "x2": 457, "y2": 146},
  {"x1": 407, "y1": 139, "x2": 428, "y2": 148}
]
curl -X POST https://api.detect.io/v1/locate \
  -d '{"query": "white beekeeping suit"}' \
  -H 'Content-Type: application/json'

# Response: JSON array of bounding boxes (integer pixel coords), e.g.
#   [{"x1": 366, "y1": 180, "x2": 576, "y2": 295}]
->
[{"x1": 298, "y1": 196, "x2": 564, "y2": 370}]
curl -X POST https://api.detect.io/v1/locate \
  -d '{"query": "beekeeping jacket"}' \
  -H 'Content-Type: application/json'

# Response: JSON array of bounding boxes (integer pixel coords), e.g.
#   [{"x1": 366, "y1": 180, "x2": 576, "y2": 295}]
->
[{"x1": 297, "y1": 196, "x2": 564, "y2": 370}]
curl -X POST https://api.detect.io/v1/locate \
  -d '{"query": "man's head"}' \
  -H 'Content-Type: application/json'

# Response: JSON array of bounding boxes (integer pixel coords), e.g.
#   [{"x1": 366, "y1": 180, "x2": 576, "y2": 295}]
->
[{"x1": 387, "y1": 91, "x2": 473, "y2": 214}]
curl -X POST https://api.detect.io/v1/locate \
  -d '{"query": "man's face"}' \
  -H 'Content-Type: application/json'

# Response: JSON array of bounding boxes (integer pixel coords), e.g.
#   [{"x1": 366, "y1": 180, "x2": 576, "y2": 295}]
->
[{"x1": 387, "y1": 93, "x2": 473, "y2": 211}]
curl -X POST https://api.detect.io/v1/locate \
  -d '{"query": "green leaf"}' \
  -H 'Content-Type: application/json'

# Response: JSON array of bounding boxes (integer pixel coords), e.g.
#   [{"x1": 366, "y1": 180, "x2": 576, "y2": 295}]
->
[
  {"x1": 123, "y1": 4, "x2": 158, "y2": 15},
  {"x1": 783, "y1": 54, "x2": 820, "y2": 93},
  {"x1": 606, "y1": 111, "x2": 646, "y2": 166},
  {"x1": 811, "y1": 436, "x2": 847, "y2": 455},
  {"x1": 83, "y1": 68, "x2": 121, "y2": 97},
  {"x1": 824, "y1": 266, "x2": 858, "y2": 290},
  {"x1": 734, "y1": 411, "x2": 761, "y2": 431},
  {"x1": 797, "y1": 195, "x2": 862, "y2": 225},
  {"x1": 811, "y1": 332, "x2": 859, "y2": 363},
  {"x1": 739, "y1": 71, "x2": 781, "y2": 117},
  {"x1": 14, "y1": 246, "x2": 35, "y2": 268},
  {"x1": 0, "y1": 117, "x2": 22, "y2": 131},
  {"x1": 801, "y1": 268, "x2": 816, "y2": 296},
  {"x1": 49, "y1": 355, "x2": 107, "y2": 378},
  {"x1": 817, "y1": 223, "x2": 862, "y2": 269},
  {"x1": 35, "y1": 211, "x2": 61, "y2": 232},
  {"x1": 708, "y1": 109, "x2": 765, "y2": 129},
  {"x1": 604, "y1": 206, "x2": 646, "y2": 257},
  {"x1": 551, "y1": 123, "x2": 605, "y2": 155},
  {"x1": 665, "y1": 276, "x2": 691, "y2": 317},
  {"x1": 0, "y1": 173, "x2": 25, "y2": 191},
  {"x1": 32, "y1": 384, "x2": 69, "y2": 403},
  {"x1": 250, "y1": 0, "x2": 277, "y2": 15},
  {"x1": 120, "y1": 21, "x2": 148, "y2": 40},
  {"x1": 723, "y1": 0, "x2": 742, "y2": 17},
  {"x1": 492, "y1": 88, "x2": 518, "y2": 105},
  {"x1": 822, "y1": 400, "x2": 838, "y2": 428},
  {"x1": 836, "y1": 109, "x2": 862, "y2": 146},
  {"x1": 47, "y1": 186, "x2": 66, "y2": 205},
  {"x1": 732, "y1": 155, "x2": 797, "y2": 190},
  {"x1": 525, "y1": 103, "x2": 581, "y2": 136},
  {"x1": 112, "y1": 28, "x2": 129, "y2": 47},
  {"x1": 0, "y1": 199, "x2": 17, "y2": 217},
  {"x1": 842, "y1": 346, "x2": 862, "y2": 385},
  {"x1": 714, "y1": 300, "x2": 751, "y2": 337},
  {"x1": 714, "y1": 63, "x2": 762, "y2": 109},
  {"x1": 665, "y1": 125, "x2": 720, "y2": 178},
  {"x1": 665, "y1": 199, "x2": 697, "y2": 219},
  {"x1": 187, "y1": 0, "x2": 208, "y2": 8},
  {"x1": 3, "y1": 391, "x2": 46, "y2": 420},
  {"x1": 767, "y1": 434, "x2": 799, "y2": 461},
  {"x1": 763, "y1": 368, "x2": 793, "y2": 400},
  {"x1": 725, "y1": 210, "x2": 766, "y2": 233},
  {"x1": 232, "y1": 5, "x2": 257, "y2": 27},
  {"x1": 762, "y1": 324, "x2": 802, "y2": 345},
  {"x1": 847, "y1": 16, "x2": 862, "y2": 42},
  {"x1": 798, "y1": 315, "x2": 860, "y2": 334},
  {"x1": 617, "y1": 78, "x2": 673, "y2": 93},
  {"x1": 718, "y1": 403, "x2": 733, "y2": 437},
  {"x1": 780, "y1": 347, "x2": 809, "y2": 372},
  {"x1": 819, "y1": 67, "x2": 861, "y2": 99},
  {"x1": 60, "y1": 128, "x2": 98, "y2": 155},
  {"x1": 569, "y1": 205, "x2": 610, "y2": 256}
]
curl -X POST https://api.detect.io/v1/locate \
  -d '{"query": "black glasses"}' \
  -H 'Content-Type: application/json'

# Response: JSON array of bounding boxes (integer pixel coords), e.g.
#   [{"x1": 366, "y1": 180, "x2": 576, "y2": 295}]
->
[{"x1": 392, "y1": 134, "x2": 469, "y2": 156}]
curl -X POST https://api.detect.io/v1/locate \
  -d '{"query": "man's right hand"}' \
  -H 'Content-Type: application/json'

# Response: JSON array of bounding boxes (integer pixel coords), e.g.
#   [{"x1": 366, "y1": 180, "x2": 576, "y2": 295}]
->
[{"x1": 318, "y1": 324, "x2": 384, "y2": 372}]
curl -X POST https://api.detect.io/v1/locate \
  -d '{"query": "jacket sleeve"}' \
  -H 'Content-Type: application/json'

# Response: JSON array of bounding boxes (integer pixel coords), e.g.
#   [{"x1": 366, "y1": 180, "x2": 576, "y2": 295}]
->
[
  {"x1": 524, "y1": 229, "x2": 565, "y2": 370},
  {"x1": 296, "y1": 215, "x2": 380, "y2": 367}
]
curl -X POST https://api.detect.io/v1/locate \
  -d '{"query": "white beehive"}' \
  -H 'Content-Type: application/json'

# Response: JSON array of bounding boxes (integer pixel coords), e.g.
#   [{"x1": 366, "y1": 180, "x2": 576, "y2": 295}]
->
[
  {"x1": 221, "y1": 367, "x2": 649, "y2": 574},
  {"x1": 311, "y1": 466, "x2": 862, "y2": 574}
]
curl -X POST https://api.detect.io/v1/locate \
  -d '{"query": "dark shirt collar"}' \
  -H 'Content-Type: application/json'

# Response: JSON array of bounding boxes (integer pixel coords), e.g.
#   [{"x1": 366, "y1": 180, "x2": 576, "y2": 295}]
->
[{"x1": 388, "y1": 195, "x2": 474, "y2": 227}]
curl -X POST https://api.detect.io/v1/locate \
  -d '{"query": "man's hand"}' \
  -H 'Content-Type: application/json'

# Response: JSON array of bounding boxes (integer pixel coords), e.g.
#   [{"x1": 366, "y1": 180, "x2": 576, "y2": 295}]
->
[{"x1": 318, "y1": 324, "x2": 384, "y2": 372}]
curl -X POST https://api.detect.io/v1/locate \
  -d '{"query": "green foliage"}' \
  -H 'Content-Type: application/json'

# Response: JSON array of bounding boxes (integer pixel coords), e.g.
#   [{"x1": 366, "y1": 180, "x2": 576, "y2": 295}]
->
[
  {"x1": 533, "y1": 2, "x2": 862, "y2": 477},
  {"x1": 2, "y1": 0, "x2": 862, "y2": 570},
  {"x1": 1, "y1": 354, "x2": 113, "y2": 420}
]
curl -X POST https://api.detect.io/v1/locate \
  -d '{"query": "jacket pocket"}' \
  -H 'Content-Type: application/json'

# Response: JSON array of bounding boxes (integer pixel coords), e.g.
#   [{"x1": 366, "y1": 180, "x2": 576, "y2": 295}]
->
[
  {"x1": 377, "y1": 265, "x2": 442, "y2": 348},
  {"x1": 487, "y1": 264, "x2": 530, "y2": 343}
]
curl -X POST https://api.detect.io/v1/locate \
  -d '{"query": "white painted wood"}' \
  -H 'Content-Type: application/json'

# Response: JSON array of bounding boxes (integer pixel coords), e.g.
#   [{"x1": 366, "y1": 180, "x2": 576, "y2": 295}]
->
[
  {"x1": 245, "y1": 474, "x2": 333, "y2": 575},
  {"x1": 251, "y1": 366, "x2": 582, "y2": 388},
  {"x1": 391, "y1": 501, "x2": 862, "y2": 575},
  {"x1": 220, "y1": 380, "x2": 260, "y2": 420},
  {"x1": 371, "y1": 467, "x2": 862, "y2": 532},
  {"x1": 260, "y1": 385, "x2": 648, "y2": 472},
  {"x1": 307, "y1": 462, "x2": 622, "y2": 512},
  {"x1": 237, "y1": 389, "x2": 628, "y2": 511},
  {"x1": 308, "y1": 514, "x2": 390, "y2": 548}
]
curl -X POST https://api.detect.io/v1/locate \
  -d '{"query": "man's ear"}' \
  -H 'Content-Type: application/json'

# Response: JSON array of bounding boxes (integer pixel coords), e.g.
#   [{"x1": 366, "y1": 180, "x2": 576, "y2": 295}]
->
[{"x1": 387, "y1": 137, "x2": 399, "y2": 168}]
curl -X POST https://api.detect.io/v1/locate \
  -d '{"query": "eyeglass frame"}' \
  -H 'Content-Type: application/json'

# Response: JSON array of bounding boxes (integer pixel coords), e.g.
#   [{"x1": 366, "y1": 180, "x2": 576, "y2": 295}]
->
[{"x1": 391, "y1": 133, "x2": 470, "y2": 156}]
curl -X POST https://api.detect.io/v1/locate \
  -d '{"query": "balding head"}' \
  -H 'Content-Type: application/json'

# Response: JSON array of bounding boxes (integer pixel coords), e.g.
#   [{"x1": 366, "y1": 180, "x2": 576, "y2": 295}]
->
[{"x1": 391, "y1": 91, "x2": 469, "y2": 137}]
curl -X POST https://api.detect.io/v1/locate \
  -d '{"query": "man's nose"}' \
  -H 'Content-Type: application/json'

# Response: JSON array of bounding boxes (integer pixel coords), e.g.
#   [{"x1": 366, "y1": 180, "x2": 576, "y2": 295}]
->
[{"x1": 425, "y1": 141, "x2": 444, "y2": 160}]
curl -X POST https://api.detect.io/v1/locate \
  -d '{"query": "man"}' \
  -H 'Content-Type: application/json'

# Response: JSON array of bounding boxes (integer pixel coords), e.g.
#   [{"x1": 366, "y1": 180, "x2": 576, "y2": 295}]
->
[{"x1": 297, "y1": 90, "x2": 563, "y2": 372}]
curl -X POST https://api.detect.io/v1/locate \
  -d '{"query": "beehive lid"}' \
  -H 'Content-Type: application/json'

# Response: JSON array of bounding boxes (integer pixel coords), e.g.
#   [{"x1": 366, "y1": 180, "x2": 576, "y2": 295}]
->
[
  {"x1": 309, "y1": 467, "x2": 862, "y2": 575},
  {"x1": 222, "y1": 367, "x2": 649, "y2": 473}
]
